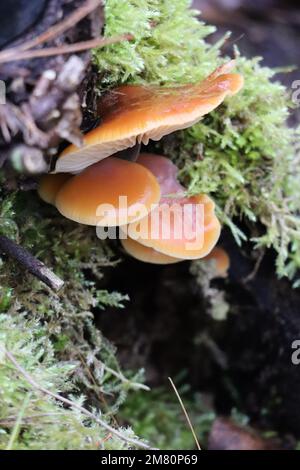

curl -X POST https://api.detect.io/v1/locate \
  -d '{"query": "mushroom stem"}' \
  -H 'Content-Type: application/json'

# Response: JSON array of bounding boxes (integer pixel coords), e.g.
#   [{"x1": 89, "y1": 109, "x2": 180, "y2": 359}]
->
[
  {"x1": 0, "y1": 235, "x2": 64, "y2": 291},
  {"x1": 114, "y1": 142, "x2": 142, "y2": 162}
]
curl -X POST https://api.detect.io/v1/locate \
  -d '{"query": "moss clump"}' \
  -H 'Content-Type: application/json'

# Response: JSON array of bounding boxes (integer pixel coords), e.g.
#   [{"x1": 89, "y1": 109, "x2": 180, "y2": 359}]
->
[
  {"x1": 95, "y1": 0, "x2": 300, "y2": 282},
  {"x1": 174, "y1": 56, "x2": 299, "y2": 281},
  {"x1": 93, "y1": 0, "x2": 218, "y2": 87}
]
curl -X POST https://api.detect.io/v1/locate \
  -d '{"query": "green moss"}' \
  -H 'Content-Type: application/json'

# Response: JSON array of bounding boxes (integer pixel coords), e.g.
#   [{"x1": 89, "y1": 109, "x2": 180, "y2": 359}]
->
[
  {"x1": 171, "y1": 56, "x2": 299, "y2": 280},
  {"x1": 1, "y1": 0, "x2": 300, "y2": 451},
  {"x1": 190, "y1": 260, "x2": 229, "y2": 321},
  {"x1": 95, "y1": 1, "x2": 300, "y2": 282},
  {"x1": 93, "y1": 0, "x2": 218, "y2": 87}
]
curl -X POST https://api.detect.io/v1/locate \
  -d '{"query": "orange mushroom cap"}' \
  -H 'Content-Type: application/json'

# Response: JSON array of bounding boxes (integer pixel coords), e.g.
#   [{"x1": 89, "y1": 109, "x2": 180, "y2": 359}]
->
[
  {"x1": 55, "y1": 157, "x2": 161, "y2": 226},
  {"x1": 122, "y1": 153, "x2": 221, "y2": 260},
  {"x1": 55, "y1": 62, "x2": 244, "y2": 173},
  {"x1": 125, "y1": 194, "x2": 221, "y2": 260},
  {"x1": 203, "y1": 246, "x2": 230, "y2": 277},
  {"x1": 38, "y1": 173, "x2": 71, "y2": 205},
  {"x1": 121, "y1": 236, "x2": 182, "y2": 265}
]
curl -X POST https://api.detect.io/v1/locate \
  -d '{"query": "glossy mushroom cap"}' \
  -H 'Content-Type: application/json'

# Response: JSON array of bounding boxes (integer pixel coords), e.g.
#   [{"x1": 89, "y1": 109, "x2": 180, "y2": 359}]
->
[
  {"x1": 55, "y1": 157, "x2": 161, "y2": 226},
  {"x1": 125, "y1": 193, "x2": 221, "y2": 260},
  {"x1": 38, "y1": 173, "x2": 71, "y2": 205},
  {"x1": 121, "y1": 236, "x2": 182, "y2": 265},
  {"x1": 203, "y1": 247, "x2": 230, "y2": 277},
  {"x1": 122, "y1": 153, "x2": 221, "y2": 260},
  {"x1": 55, "y1": 62, "x2": 244, "y2": 173}
]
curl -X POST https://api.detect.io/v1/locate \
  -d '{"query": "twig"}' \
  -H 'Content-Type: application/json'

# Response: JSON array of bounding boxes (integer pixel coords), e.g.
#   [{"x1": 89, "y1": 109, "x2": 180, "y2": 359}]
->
[
  {"x1": 0, "y1": 0, "x2": 103, "y2": 63},
  {"x1": 0, "y1": 35, "x2": 134, "y2": 64},
  {"x1": 2, "y1": 347, "x2": 155, "y2": 450},
  {"x1": 168, "y1": 377, "x2": 201, "y2": 450},
  {"x1": 0, "y1": 235, "x2": 64, "y2": 291}
]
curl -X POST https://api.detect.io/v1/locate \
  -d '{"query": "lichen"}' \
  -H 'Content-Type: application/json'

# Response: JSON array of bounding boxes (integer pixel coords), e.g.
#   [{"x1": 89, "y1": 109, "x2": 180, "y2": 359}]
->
[{"x1": 190, "y1": 260, "x2": 229, "y2": 321}]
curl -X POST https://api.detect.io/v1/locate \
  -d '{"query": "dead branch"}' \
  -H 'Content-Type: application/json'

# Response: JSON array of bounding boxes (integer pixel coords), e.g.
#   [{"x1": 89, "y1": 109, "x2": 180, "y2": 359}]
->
[
  {"x1": 0, "y1": 0, "x2": 104, "y2": 63},
  {"x1": 0, "y1": 235, "x2": 64, "y2": 291},
  {"x1": 0, "y1": 34, "x2": 134, "y2": 64}
]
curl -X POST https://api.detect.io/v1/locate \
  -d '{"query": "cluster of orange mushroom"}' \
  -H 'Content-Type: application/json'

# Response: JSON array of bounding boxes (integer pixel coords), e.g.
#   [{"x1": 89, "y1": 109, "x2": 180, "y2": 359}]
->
[{"x1": 38, "y1": 62, "x2": 243, "y2": 269}]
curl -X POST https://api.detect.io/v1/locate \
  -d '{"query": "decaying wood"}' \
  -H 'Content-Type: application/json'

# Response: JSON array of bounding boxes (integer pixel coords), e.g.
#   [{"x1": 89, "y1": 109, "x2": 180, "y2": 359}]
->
[
  {"x1": 0, "y1": 1, "x2": 126, "y2": 286},
  {"x1": 0, "y1": 235, "x2": 64, "y2": 291},
  {"x1": 0, "y1": 0, "x2": 107, "y2": 176}
]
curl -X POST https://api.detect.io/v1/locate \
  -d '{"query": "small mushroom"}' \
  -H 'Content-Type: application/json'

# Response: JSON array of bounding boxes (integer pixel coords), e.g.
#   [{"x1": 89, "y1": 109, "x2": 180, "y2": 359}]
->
[
  {"x1": 55, "y1": 157, "x2": 160, "y2": 226},
  {"x1": 122, "y1": 153, "x2": 221, "y2": 260},
  {"x1": 55, "y1": 62, "x2": 244, "y2": 173},
  {"x1": 121, "y1": 236, "x2": 182, "y2": 265},
  {"x1": 38, "y1": 173, "x2": 71, "y2": 205},
  {"x1": 203, "y1": 247, "x2": 230, "y2": 278}
]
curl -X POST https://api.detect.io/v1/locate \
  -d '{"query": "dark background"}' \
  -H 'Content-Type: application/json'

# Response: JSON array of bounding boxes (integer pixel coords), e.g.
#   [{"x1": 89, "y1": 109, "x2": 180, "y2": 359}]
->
[{"x1": 193, "y1": 0, "x2": 300, "y2": 89}]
